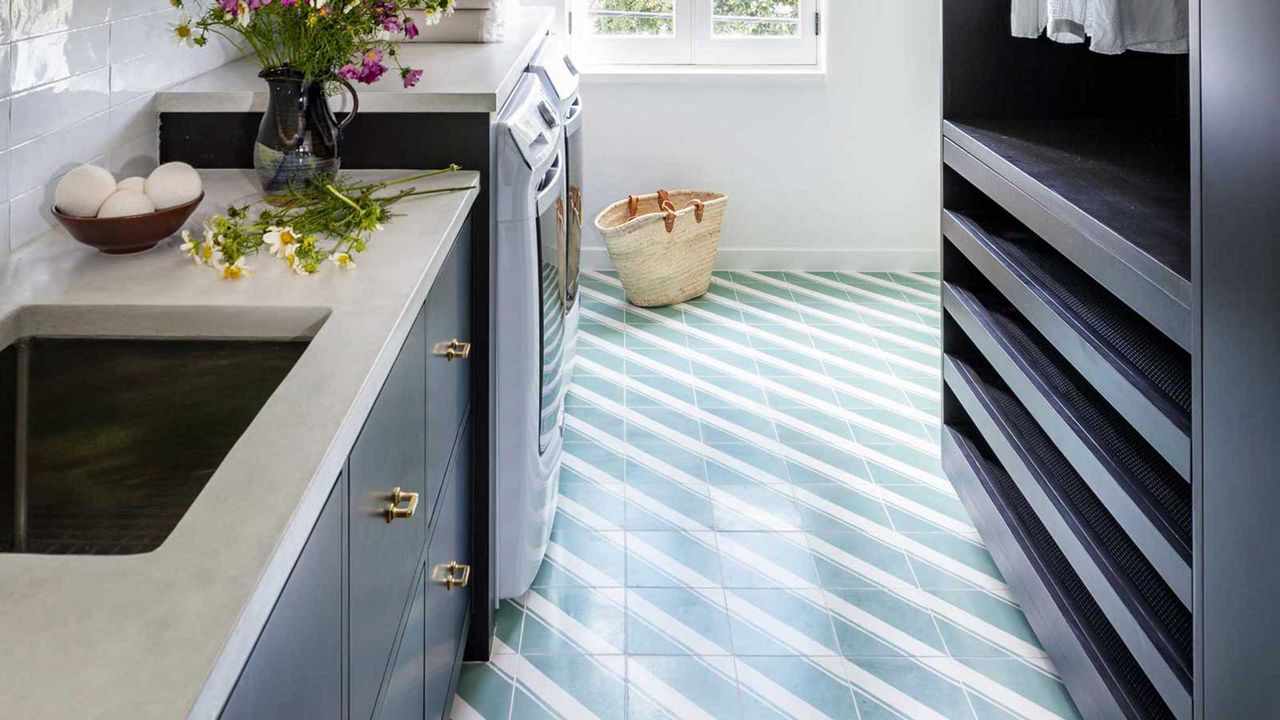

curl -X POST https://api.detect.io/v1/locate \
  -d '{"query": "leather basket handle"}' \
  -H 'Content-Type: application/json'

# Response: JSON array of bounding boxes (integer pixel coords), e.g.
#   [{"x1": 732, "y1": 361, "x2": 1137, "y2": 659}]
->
[
  {"x1": 689, "y1": 199, "x2": 706, "y2": 223},
  {"x1": 627, "y1": 195, "x2": 640, "y2": 219}
]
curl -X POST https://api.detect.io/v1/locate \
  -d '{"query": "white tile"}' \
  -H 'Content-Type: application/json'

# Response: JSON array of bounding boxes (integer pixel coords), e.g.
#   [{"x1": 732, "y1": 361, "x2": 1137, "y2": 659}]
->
[
  {"x1": 9, "y1": 109, "x2": 113, "y2": 198},
  {"x1": 0, "y1": 99, "x2": 9, "y2": 148},
  {"x1": 9, "y1": 182, "x2": 61, "y2": 250},
  {"x1": 1, "y1": 3, "x2": 11, "y2": 46},
  {"x1": 11, "y1": 0, "x2": 111, "y2": 42},
  {"x1": 108, "y1": 132, "x2": 157, "y2": 178},
  {"x1": 110, "y1": 42, "x2": 211, "y2": 106},
  {"x1": 0, "y1": 150, "x2": 10, "y2": 202},
  {"x1": 108, "y1": 92, "x2": 157, "y2": 143},
  {"x1": 111, "y1": 0, "x2": 174, "y2": 22},
  {"x1": 0, "y1": 45, "x2": 13, "y2": 99},
  {"x1": 109, "y1": 7, "x2": 177, "y2": 65},
  {"x1": 10, "y1": 24, "x2": 110, "y2": 93},
  {"x1": 0, "y1": 201, "x2": 10, "y2": 257},
  {"x1": 9, "y1": 66, "x2": 110, "y2": 145}
]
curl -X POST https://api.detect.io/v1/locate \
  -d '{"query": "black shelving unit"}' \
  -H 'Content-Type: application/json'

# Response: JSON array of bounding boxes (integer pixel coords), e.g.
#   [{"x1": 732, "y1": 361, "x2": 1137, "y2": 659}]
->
[{"x1": 940, "y1": 1, "x2": 1204, "y2": 718}]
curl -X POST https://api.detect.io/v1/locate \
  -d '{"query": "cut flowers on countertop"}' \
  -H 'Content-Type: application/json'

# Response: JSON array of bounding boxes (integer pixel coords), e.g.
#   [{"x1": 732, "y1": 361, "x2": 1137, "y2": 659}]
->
[{"x1": 181, "y1": 166, "x2": 471, "y2": 279}]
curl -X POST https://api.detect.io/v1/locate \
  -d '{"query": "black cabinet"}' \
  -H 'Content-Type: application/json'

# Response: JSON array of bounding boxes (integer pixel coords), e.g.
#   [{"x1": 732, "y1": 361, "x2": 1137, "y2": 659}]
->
[
  {"x1": 221, "y1": 223, "x2": 475, "y2": 720},
  {"x1": 221, "y1": 471, "x2": 345, "y2": 720}
]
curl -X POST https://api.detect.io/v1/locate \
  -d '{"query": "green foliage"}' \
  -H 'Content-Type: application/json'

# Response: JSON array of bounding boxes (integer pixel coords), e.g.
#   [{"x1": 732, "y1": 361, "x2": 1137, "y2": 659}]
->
[
  {"x1": 590, "y1": 0, "x2": 798, "y2": 37},
  {"x1": 172, "y1": 0, "x2": 453, "y2": 83}
]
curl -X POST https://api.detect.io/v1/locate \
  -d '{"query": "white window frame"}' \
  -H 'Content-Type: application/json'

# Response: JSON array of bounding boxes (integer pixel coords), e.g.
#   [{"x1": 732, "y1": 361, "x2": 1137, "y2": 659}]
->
[{"x1": 570, "y1": 0, "x2": 819, "y2": 67}]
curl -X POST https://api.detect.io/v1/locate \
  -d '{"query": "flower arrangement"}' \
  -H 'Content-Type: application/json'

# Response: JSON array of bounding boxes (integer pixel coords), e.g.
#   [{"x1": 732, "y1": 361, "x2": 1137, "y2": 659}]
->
[
  {"x1": 180, "y1": 166, "x2": 471, "y2": 279},
  {"x1": 171, "y1": 0, "x2": 455, "y2": 88}
]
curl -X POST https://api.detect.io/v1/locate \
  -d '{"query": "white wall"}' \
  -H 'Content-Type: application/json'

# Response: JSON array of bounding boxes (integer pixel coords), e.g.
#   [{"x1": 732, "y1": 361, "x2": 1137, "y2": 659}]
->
[
  {"x1": 562, "y1": 1, "x2": 942, "y2": 270},
  {"x1": 0, "y1": 0, "x2": 239, "y2": 255}
]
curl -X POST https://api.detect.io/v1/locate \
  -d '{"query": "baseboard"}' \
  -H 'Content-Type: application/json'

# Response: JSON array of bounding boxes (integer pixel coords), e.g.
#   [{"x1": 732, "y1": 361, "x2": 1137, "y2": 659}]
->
[{"x1": 580, "y1": 246, "x2": 940, "y2": 272}]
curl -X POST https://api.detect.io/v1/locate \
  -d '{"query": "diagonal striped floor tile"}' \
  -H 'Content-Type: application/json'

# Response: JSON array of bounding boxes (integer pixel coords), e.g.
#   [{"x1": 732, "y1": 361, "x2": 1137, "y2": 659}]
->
[{"x1": 454, "y1": 272, "x2": 1079, "y2": 720}]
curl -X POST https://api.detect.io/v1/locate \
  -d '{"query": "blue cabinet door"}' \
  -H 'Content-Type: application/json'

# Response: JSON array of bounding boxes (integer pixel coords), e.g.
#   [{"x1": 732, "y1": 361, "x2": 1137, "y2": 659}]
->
[{"x1": 221, "y1": 472, "x2": 345, "y2": 720}]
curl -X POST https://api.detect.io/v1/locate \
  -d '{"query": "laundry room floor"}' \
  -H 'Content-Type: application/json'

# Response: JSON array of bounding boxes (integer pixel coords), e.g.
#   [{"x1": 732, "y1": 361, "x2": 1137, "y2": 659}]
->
[{"x1": 452, "y1": 271, "x2": 1083, "y2": 720}]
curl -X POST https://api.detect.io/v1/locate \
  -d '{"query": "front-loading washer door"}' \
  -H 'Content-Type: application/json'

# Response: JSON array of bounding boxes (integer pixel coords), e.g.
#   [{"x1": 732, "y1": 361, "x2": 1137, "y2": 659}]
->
[
  {"x1": 536, "y1": 157, "x2": 567, "y2": 454},
  {"x1": 565, "y1": 99, "x2": 585, "y2": 310}
]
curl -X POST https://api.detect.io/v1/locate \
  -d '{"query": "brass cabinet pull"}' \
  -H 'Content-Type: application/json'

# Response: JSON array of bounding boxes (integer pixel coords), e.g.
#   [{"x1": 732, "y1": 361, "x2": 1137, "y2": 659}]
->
[
  {"x1": 432, "y1": 339, "x2": 472, "y2": 362},
  {"x1": 383, "y1": 487, "x2": 419, "y2": 524},
  {"x1": 433, "y1": 561, "x2": 471, "y2": 591}
]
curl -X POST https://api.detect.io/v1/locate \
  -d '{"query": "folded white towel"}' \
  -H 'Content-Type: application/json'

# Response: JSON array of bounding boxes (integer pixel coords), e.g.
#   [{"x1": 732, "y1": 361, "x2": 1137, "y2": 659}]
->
[
  {"x1": 454, "y1": 0, "x2": 492, "y2": 8},
  {"x1": 405, "y1": 0, "x2": 520, "y2": 43}
]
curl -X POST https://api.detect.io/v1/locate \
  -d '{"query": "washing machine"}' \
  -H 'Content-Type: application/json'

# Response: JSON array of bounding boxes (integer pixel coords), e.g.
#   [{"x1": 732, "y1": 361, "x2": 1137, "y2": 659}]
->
[
  {"x1": 493, "y1": 73, "x2": 567, "y2": 599},
  {"x1": 529, "y1": 34, "x2": 584, "y2": 379}
]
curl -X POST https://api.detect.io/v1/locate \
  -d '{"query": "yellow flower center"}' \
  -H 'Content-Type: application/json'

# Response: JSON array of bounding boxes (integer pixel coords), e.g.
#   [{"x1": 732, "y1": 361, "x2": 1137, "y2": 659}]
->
[
  {"x1": 176, "y1": 25, "x2": 191, "y2": 38},
  {"x1": 224, "y1": 265, "x2": 244, "y2": 280},
  {"x1": 280, "y1": 230, "x2": 296, "y2": 245}
]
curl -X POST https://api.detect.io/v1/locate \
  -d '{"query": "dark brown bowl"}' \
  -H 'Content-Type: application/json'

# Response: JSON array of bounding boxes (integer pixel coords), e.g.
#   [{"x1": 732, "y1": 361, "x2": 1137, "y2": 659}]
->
[{"x1": 53, "y1": 193, "x2": 205, "y2": 255}]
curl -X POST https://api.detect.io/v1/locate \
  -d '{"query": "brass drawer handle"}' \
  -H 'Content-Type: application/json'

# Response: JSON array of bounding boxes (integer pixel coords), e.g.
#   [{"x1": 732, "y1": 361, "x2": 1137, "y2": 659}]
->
[
  {"x1": 434, "y1": 561, "x2": 471, "y2": 591},
  {"x1": 383, "y1": 487, "x2": 419, "y2": 523},
  {"x1": 433, "y1": 339, "x2": 471, "y2": 361}
]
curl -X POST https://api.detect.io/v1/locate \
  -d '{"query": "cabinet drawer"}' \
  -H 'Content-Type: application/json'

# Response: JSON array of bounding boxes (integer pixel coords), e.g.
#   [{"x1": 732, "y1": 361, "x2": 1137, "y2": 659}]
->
[
  {"x1": 379, "y1": 568, "x2": 426, "y2": 720},
  {"x1": 425, "y1": 221, "x2": 473, "y2": 521},
  {"x1": 424, "y1": 422, "x2": 472, "y2": 720},
  {"x1": 349, "y1": 305, "x2": 428, "y2": 720}
]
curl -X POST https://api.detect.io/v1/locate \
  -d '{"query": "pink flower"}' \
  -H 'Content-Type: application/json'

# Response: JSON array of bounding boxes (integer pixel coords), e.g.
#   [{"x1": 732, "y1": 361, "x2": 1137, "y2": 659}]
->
[
  {"x1": 402, "y1": 16, "x2": 419, "y2": 39},
  {"x1": 401, "y1": 68, "x2": 423, "y2": 88}
]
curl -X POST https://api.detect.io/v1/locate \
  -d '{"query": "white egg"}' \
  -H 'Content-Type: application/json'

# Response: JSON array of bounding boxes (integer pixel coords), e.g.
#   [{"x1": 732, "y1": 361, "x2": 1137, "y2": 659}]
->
[
  {"x1": 144, "y1": 162, "x2": 203, "y2": 210},
  {"x1": 97, "y1": 190, "x2": 156, "y2": 219},
  {"x1": 54, "y1": 165, "x2": 118, "y2": 218},
  {"x1": 117, "y1": 176, "x2": 146, "y2": 192}
]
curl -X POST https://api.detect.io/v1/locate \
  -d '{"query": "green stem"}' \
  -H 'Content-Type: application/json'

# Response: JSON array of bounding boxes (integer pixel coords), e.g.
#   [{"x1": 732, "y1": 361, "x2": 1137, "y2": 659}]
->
[
  {"x1": 325, "y1": 184, "x2": 365, "y2": 214},
  {"x1": 377, "y1": 165, "x2": 464, "y2": 189}
]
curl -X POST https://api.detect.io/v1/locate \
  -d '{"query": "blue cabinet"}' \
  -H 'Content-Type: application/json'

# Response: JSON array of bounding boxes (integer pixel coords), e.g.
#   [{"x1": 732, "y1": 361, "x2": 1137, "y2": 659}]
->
[{"x1": 221, "y1": 223, "x2": 475, "y2": 720}]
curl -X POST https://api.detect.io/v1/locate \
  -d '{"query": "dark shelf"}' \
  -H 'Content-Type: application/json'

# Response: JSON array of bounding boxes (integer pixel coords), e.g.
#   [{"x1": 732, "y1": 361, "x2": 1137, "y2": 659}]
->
[
  {"x1": 944, "y1": 282, "x2": 1191, "y2": 606},
  {"x1": 943, "y1": 426, "x2": 1178, "y2": 720},
  {"x1": 944, "y1": 118, "x2": 1191, "y2": 348},
  {"x1": 944, "y1": 355, "x2": 1191, "y2": 716},
  {"x1": 944, "y1": 210, "x2": 1191, "y2": 478}
]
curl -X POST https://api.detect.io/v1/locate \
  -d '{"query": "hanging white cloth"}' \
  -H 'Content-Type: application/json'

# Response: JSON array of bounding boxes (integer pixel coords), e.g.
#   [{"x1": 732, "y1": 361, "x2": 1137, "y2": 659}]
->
[
  {"x1": 1085, "y1": 0, "x2": 1189, "y2": 54},
  {"x1": 1011, "y1": 0, "x2": 1049, "y2": 39},
  {"x1": 1011, "y1": 0, "x2": 1188, "y2": 54}
]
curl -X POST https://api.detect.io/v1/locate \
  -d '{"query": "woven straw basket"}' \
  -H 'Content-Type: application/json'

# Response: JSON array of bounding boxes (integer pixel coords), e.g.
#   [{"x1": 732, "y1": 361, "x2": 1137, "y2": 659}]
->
[{"x1": 594, "y1": 189, "x2": 728, "y2": 307}]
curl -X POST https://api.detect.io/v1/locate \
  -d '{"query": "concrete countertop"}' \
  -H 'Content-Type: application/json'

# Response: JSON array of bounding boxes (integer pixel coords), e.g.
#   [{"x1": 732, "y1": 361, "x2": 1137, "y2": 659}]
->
[
  {"x1": 158, "y1": 7, "x2": 554, "y2": 115},
  {"x1": 0, "y1": 169, "x2": 480, "y2": 720}
]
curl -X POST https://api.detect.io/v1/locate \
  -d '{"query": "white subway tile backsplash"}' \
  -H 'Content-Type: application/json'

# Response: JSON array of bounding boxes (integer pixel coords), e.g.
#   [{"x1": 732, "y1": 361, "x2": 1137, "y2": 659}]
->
[
  {"x1": 109, "y1": 8, "x2": 177, "y2": 64},
  {"x1": 10, "y1": 181, "x2": 61, "y2": 250},
  {"x1": 0, "y1": 1, "x2": 240, "y2": 249},
  {"x1": 10, "y1": 65, "x2": 110, "y2": 145},
  {"x1": 10, "y1": 24, "x2": 109, "y2": 92},
  {"x1": 12, "y1": 0, "x2": 111, "y2": 42},
  {"x1": 108, "y1": 131, "x2": 157, "y2": 177},
  {"x1": 110, "y1": 0, "x2": 172, "y2": 22}
]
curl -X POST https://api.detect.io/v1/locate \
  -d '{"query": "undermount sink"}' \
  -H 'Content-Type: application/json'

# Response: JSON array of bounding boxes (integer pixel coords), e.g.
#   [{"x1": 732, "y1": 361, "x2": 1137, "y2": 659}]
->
[{"x1": 0, "y1": 336, "x2": 308, "y2": 556}]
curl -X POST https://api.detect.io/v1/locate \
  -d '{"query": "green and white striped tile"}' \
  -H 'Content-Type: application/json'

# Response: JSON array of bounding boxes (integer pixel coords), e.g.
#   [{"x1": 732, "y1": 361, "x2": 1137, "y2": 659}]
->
[{"x1": 454, "y1": 271, "x2": 1079, "y2": 720}]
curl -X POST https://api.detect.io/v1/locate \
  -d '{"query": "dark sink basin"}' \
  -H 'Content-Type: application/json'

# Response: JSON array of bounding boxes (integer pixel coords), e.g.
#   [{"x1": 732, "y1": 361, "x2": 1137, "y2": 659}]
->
[{"x1": 0, "y1": 337, "x2": 308, "y2": 555}]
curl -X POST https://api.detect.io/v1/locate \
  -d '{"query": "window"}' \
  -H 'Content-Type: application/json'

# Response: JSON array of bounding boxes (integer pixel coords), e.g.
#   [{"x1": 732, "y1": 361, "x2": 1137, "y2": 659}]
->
[{"x1": 569, "y1": 0, "x2": 819, "y2": 66}]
